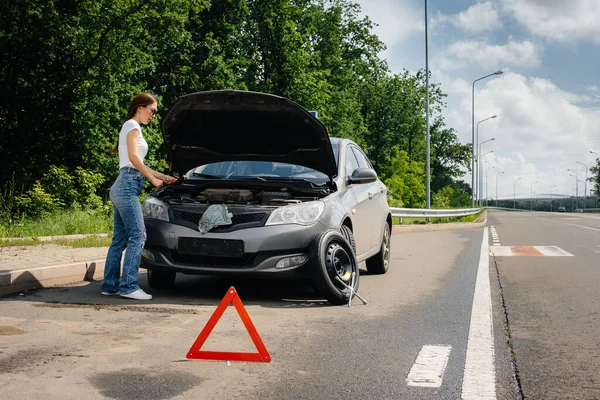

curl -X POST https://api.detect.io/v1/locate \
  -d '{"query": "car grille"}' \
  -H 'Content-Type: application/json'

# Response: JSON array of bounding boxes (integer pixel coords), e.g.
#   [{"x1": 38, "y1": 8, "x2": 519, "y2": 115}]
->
[
  {"x1": 170, "y1": 209, "x2": 268, "y2": 232},
  {"x1": 171, "y1": 252, "x2": 256, "y2": 268}
]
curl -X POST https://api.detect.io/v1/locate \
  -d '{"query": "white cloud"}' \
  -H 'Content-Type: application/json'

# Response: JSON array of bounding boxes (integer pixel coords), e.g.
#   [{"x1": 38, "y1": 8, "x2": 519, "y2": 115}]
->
[
  {"x1": 442, "y1": 72, "x2": 600, "y2": 199},
  {"x1": 581, "y1": 85, "x2": 600, "y2": 105},
  {"x1": 433, "y1": 1, "x2": 502, "y2": 33},
  {"x1": 354, "y1": 0, "x2": 423, "y2": 51},
  {"x1": 502, "y1": 0, "x2": 600, "y2": 43},
  {"x1": 439, "y1": 39, "x2": 543, "y2": 70}
]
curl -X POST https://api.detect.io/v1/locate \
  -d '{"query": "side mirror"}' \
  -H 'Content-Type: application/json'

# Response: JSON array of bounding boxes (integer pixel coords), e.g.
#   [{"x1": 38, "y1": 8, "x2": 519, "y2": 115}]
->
[{"x1": 347, "y1": 168, "x2": 377, "y2": 185}]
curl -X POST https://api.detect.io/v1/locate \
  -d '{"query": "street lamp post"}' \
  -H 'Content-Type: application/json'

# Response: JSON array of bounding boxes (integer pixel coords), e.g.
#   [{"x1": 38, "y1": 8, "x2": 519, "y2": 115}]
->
[
  {"x1": 576, "y1": 161, "x2": 588, "y2": 209},
  {"x1": 550, "y1": 185, "x2": 557, "y2": 212},
  {"x1": 568, "y1": 169, "x2": 579, "y2": 209},
  {"x1": 475, "y1": 115, "x2": 497, "y2": 205},
  {"x1": 471, "y1": 70, "x2": 503, "y2": 207},
  {"x1": 592, "y1": 152, "x2": 600, "y2": 208},
  {"x1": 514, "y1": 177, "x2": 521, "y2": 209},
  {"x1": 530, "y1": 181, "x2": 537, "y2": 211},
  {"x1": 479, "y1": 139, "x2": 495, "y2": 206},
  {"x1": 485, "y1": 166, "x2": 496, "y2": 206},
  {"x1": 496, "y1": 171, "x2": 505, "y2": 207},
  {"x1": 424, "y1": 0, "x2": 431, "y2": 214}
]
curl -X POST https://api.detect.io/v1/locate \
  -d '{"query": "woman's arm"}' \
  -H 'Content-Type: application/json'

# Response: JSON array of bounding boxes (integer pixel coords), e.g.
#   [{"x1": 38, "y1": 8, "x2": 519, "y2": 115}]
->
[{"x1": 127, "y1": 129, "x2": 164, "y2": 188}]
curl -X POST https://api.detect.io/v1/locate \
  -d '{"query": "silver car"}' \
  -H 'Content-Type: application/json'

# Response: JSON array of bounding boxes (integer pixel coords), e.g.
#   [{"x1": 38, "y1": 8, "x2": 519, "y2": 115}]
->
[{"x1": 141, "y1": 90, "x2": 391, "y2": 304}]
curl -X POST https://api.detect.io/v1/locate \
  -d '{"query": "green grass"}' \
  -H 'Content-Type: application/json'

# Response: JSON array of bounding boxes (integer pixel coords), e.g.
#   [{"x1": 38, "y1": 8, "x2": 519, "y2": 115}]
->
[
  {"x1": 0, "y1": 208, "x2": 112, "y2": 238},
  {"x1": 54, "y1": 235, "x2": 112, "y2": 248},
  {"x1": 393, "y1": 209, "x2": 484, "y2": 225},
  {"x1": 0, "y1": 238, "x2": 42, "y2": 247},
  {"x1": 0, "y1": 235, "x2": 112, "y2": 248}
]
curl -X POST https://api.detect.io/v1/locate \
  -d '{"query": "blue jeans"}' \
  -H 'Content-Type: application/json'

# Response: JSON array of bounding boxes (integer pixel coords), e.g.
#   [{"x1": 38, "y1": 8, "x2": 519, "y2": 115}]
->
[{"x1": 102, "y1": 167, "x2": 146, "y2": 295}]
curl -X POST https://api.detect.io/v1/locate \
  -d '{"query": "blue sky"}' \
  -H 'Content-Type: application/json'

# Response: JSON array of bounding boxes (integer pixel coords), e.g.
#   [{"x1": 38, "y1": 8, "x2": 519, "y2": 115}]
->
[{"x1": 355, "y1": 0, "x2": 600, "y2": 200}]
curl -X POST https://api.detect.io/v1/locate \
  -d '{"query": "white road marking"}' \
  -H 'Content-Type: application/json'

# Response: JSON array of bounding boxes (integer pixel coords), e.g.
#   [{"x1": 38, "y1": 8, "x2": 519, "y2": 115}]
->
[
  {"x1": 566, "y1": 224, "x2": 600, "y2": 232},
  {"x1": 538, "y1": 217, "x2": 600, "y2": 232},
  {"x1": 489, "y1": 246, "x2": 573, "y2": 257},
  {"x1": 535, "y1": 246, "x2": 574, "y2": 256},
  {"x1": 462, "y1": 227, "x2": 495, "y2": 399},
  {"x1": 406, "y1": 345, "x2": 452, "y2": 387},
  {"x1": 490, "y1": 247, "x2": 514, "y2": 257},
  {"x1": 489, "y1": 226, "x2": 501, "y2": 246}
]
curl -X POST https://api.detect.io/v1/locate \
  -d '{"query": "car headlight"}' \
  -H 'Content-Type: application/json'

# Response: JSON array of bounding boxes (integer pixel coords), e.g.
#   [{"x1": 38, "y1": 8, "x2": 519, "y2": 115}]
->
[
  {"x1": 142, "y1": 197, "x2": 169, "y2": 221},
  {"x1": 266, "y1": 201, "x2": 325, "y2": 226}
]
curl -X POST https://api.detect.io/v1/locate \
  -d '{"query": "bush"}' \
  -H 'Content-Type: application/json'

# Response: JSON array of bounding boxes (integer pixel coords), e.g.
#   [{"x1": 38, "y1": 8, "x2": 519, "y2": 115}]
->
[
  {"x1": 72, "y1": 166, "x2": 105, "y2": 209},
  {"x1": 0, "y1": 174, "x2": 19, "y2": 223},
  {"x1": 12, "y1": 165, "x2": 105, "y2": 218},
  {"x1": 432, "y1": 186, "x2": 452, "y2": 209},
  {"x1": 15, "y1": 182, "x2": 65, "y2": 218}
]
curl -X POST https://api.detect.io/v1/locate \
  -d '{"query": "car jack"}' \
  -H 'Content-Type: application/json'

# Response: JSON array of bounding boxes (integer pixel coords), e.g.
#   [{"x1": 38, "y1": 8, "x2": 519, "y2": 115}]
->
[{"x1": 335, "y1": 272, "x2": 368, "y2": 307}]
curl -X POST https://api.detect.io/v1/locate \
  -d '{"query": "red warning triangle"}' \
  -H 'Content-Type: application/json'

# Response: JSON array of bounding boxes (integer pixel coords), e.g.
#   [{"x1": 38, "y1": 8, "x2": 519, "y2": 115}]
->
[{"x1": 186, "y1": 286, "x2": 271, "y2": 362}]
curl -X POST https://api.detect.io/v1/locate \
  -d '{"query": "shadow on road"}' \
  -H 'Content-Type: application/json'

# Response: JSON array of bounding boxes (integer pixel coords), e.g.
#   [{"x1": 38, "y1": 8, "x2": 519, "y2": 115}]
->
[{"x1": 0, "y1": 267, "x2": 372, "y2": 310}]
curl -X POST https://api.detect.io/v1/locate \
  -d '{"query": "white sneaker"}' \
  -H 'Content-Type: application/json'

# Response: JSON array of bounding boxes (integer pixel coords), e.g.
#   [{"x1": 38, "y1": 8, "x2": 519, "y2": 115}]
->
[
  {"x1": 120, "y1": 289, "x2": 152, "y2": 300},
  {"x1": 101, "y1": 291, "x2": 119, "y2": 296}
]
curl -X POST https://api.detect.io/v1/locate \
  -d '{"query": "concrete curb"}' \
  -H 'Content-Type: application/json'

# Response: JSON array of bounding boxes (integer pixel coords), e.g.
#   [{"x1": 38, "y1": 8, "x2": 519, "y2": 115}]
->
[
  {"x1": 0, "y1": 233, "x2": 110, "y2": 242},
  {"x1": 392, "y1": 211, "x2": 487, "y2": 233},
  {"x1": 0, "y1": 259, "x2": 106, "y2": 296}
]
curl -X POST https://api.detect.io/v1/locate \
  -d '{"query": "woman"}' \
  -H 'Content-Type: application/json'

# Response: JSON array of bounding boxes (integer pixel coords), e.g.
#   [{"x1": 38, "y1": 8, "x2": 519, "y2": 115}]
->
[{"x1": 101, "y1": 93, "x2": 176, "y2": 300}]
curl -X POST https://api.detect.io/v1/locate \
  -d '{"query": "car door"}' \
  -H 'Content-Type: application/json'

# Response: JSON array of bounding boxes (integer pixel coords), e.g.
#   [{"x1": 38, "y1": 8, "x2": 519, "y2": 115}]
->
[
  {"x1": 351, "y1": 147, "x2": 387, "y2": 250},
  {"x1": 345, "y1": 145, "x2": 375, "y2": 257}
]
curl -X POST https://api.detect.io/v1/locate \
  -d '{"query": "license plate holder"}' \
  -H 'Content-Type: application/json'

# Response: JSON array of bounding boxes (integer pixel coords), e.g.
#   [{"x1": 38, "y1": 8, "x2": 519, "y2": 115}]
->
[{"x1": 178, "y1": 238, "x2": 244, "y2": 258}]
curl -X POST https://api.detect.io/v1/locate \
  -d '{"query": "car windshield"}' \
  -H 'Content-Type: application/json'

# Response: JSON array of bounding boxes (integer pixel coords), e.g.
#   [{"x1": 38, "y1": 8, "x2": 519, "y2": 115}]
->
[{"x1": 186, "y1": 161, "x2": 330, "y2": 185}]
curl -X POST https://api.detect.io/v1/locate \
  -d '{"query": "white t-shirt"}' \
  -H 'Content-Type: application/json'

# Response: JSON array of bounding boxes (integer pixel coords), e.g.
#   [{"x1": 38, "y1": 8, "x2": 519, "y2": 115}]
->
[{"x1": 118, "y1": 119, "x2": 148, "y2": 170}]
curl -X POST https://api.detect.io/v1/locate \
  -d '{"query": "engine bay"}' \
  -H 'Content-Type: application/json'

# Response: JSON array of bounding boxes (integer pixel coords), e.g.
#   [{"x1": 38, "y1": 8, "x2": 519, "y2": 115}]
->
[{"x1": 160, "y1": 187, "x2": 323, "y2": 207}]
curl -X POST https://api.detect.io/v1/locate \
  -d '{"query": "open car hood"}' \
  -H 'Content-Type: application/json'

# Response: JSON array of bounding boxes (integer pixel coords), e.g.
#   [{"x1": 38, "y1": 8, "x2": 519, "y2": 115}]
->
[{"x1": 162, "y1": 90, "x2": 338, "y2": 180}]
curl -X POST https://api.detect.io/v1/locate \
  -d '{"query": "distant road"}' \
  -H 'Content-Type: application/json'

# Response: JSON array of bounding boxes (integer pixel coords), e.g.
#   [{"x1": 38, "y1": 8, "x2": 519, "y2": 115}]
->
[{"x1": 488, "y1": 210, "x2": 600, "y2": 399}]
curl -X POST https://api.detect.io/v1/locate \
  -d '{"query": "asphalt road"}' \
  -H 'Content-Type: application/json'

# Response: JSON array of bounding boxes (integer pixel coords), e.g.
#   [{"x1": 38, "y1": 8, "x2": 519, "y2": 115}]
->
[
  {"x1": 2, "y1": 212, "x2": 597, "y2": 399},
  {"x1": 488, "y1": 210, "x2": 600, "y2": 400}
]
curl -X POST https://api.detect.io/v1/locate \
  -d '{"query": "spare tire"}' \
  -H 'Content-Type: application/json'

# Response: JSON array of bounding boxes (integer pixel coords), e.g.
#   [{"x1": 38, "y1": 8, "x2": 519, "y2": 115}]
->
[
  {"x1": 308, "y1": 230, "x2": 360, "y2": 305},
  {"x1": 340, "y1": 225, "x2": 356, "y2": 254}
]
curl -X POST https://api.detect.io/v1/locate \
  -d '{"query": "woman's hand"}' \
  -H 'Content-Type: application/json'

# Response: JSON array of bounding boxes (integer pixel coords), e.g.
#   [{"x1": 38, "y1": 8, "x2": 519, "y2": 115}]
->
[
  {"x1": 150, "y1": 177, "x2": 164, "y2": 188},
  {"x1": 158, "y1": 172, "x2": 177, "y2": 184}
]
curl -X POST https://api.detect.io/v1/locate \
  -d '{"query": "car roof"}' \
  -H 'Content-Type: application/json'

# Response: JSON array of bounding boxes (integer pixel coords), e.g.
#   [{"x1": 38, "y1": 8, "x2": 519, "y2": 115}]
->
[{"x1": 330, "y1": 137, "x2": 356, "y2": 147}]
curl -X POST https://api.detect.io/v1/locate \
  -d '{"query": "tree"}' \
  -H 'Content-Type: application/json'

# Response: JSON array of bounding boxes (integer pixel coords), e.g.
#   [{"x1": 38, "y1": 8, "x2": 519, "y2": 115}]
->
[
  {"x1": 429, "y1": 116, "x2": 472, "y2": 193},
  {"x1": 1, "y1": 0, "x2": 473, "y2": 217},
  {"x1": 590, "y1": 158, "x2": 600, "y2": 196},
  {"x1": 384, "y1": 149, "x2": 425, "y2": 208}
]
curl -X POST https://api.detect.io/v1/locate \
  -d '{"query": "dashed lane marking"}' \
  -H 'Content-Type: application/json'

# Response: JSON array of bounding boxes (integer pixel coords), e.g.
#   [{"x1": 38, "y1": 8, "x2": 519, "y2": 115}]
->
[
  {"x1": 490, "y1": 246, "x2": 573, "y2": 257},
  {"x1": 489, "y1": 226, "x2": 501, "y2": 246},
  {"x1": 406, "y1": 345, "x2": 452, "y2": 388}
]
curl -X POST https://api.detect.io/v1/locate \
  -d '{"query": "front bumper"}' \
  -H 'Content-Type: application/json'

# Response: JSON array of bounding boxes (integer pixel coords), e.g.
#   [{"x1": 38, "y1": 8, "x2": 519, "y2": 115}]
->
[{"x1": 141, "y1": 218, "x2": 328, "y2": 279}]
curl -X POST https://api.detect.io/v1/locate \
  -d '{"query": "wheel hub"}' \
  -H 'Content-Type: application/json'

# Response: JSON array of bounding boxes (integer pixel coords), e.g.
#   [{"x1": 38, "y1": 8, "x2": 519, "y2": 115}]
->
[{"x1": 325, "y1": 242, "x2": 353, "y2": 283}]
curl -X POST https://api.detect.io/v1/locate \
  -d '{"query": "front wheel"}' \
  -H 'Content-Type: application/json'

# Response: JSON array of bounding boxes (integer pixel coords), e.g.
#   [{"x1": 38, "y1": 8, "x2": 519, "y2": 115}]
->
[
  {"x1": 147, "y1": 269, "x2": 176, "y2": 289},
  {"x1": 366, "y1": 223, "x2": 391, "y2": 274},
  {"x1": 308, "y1": 230, "x2": 359, "y2": 305}
]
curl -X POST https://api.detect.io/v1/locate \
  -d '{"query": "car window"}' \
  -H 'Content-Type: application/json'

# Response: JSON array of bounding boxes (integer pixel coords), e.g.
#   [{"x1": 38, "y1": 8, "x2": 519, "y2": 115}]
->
[
  {"x1": 351, "y1": 147, "x2": 373, "y2": 170},
  {"x1": 331, "y1": 142, "x2": 339, "y2": 166},
  {"x1": 345, "y1": 146, "x2": 360, "y2": 177}
]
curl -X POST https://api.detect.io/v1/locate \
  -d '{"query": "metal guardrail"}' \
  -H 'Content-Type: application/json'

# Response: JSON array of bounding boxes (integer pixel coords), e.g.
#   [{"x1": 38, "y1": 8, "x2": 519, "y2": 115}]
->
[
  {"x1": 484, "y1": 206, "x2": 527, "y2": 211},
  {"x1": 391, "y1": 207, "x2": 482, "y2": 218}
]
